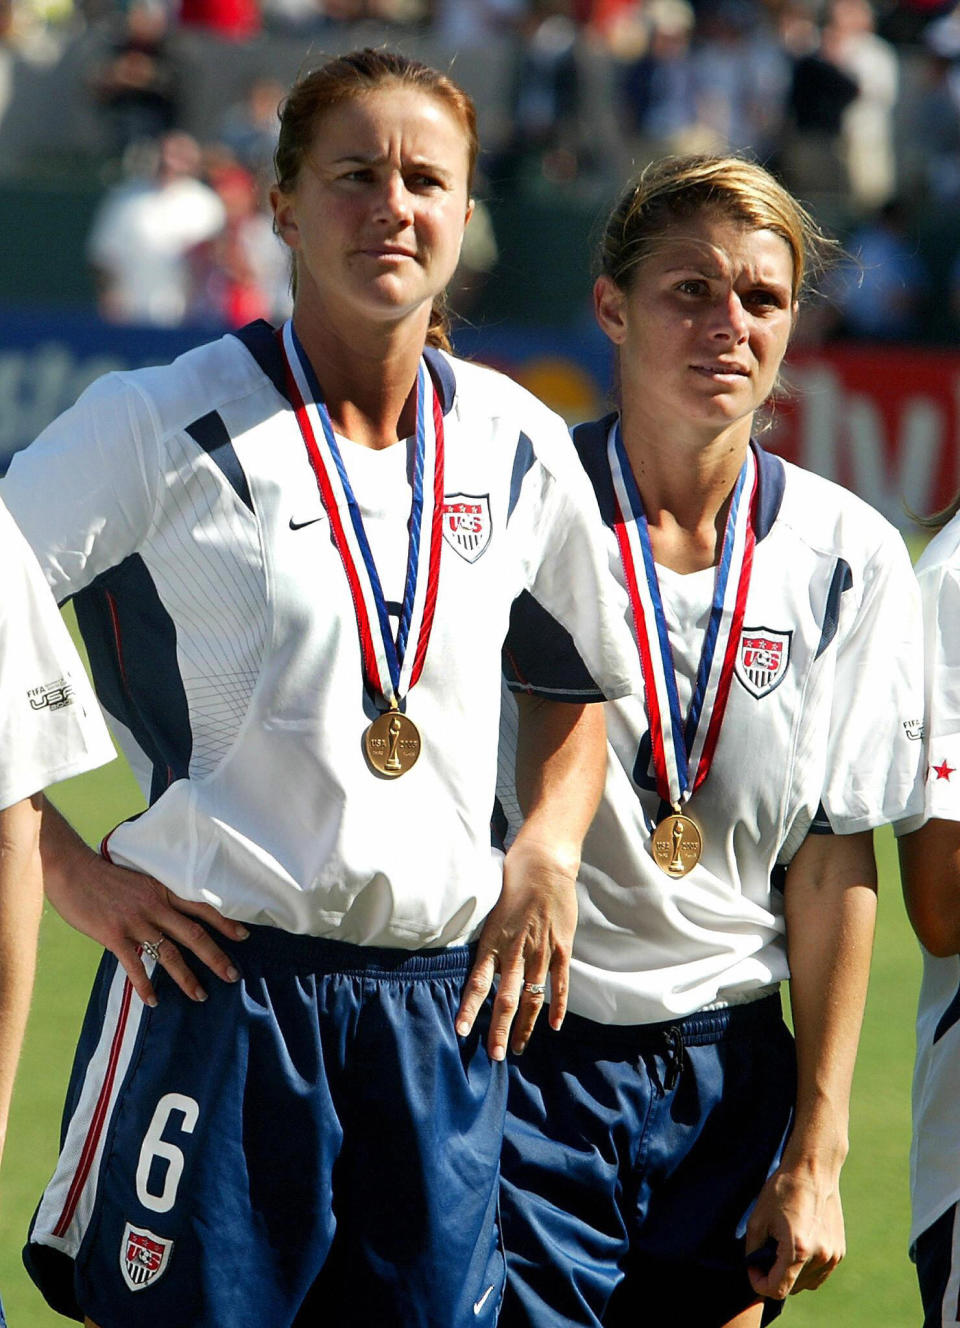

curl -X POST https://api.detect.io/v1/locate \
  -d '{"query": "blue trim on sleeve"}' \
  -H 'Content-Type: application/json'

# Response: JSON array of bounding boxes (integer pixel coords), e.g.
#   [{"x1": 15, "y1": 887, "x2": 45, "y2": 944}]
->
[
  {"x1": 185, "y1": 411, "x2": 253, "y2": 512},
  {"x1": 72, "y1": 555, "x2": 192, "y2": 804},
  {"x1": 503, "y1": 591, "x2": 603, "y2": 701},
  {"x1": 934, "y1": 977, "x2": 960, "y2": 1044},
  {"x1": 815, "y1": 558, "x2": 853, "y2": 660},
  {"x1": 507, "y1": 432, "x2": 536, "y2": 523},
  {"x1": 808, "y1": 800, "x2": 836, "y2": 834}
]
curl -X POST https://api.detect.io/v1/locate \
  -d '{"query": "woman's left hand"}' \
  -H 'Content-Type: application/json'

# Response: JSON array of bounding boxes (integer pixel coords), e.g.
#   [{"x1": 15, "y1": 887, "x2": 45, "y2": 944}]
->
[
  {"x1": 745, "y1": 1163, "x2": 846, "y2": 1300},
  {"x1": 455, "y1": 834, "x2": 578, "y2": 1060}
]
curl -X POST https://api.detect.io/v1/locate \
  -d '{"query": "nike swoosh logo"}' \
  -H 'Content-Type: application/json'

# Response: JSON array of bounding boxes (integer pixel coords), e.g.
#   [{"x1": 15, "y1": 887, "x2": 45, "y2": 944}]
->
[
  {"x1": 473, "y1": 1285, "x2": 495, "y2": 1315},
  {"x1": 289, "y1": 516, "x2": 324, "y2": 530}
]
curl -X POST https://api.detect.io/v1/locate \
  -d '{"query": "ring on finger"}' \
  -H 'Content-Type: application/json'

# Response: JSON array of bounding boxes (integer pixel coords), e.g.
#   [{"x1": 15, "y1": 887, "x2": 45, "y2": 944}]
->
[
  {"x1": 140, "y1": 936, "x2": 166, "y2": 964},
  {"x1": 523, "y1": 981, "x2": 547, "y2": 996}
]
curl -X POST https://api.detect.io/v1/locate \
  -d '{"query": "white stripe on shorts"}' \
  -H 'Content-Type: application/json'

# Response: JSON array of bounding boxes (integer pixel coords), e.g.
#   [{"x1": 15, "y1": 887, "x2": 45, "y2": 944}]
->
[{"x1": 32, "y1": 960, "x2": 151, "y2": 1257}]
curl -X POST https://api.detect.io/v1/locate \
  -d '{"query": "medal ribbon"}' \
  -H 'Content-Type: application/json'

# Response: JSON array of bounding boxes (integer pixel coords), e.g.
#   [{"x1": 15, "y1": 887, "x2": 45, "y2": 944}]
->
[
  {"x1": 280, "y1": 320, "x2": 444, "y2": 708},
  {"x1": 608, "y1": 421, "x2": 757, "y2": 808}
]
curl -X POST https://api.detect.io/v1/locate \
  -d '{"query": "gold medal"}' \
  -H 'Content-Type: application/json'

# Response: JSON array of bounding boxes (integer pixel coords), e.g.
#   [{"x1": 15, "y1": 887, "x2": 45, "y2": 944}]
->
[
  {"x1": 651, "y1": 812, "x2": 702, "y2": 877},
  {"x1": 365, "y1": 709, "x2": 421, "y2": 778}
]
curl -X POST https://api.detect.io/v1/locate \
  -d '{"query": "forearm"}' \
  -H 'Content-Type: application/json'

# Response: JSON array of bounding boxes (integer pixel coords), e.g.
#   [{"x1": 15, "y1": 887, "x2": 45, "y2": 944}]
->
[
  {"x1": 899, "y1": 818, "x2": 960, "y2": 957},
  {"x1": 783, "y1": 829, "x2": 879, "y2": 1176},
  {"x1": 39, "y1": 794, "x2": 105, "y2": 908},
  {"x1": 0, "y1": 795, "x2": 44, "y2": 1161},
  {"x1": 511, "y1": 694, "x2": 606, "y2": 872},
  {"x1": 456, "y1": 696, "x2": 605, "y2": 1056}
]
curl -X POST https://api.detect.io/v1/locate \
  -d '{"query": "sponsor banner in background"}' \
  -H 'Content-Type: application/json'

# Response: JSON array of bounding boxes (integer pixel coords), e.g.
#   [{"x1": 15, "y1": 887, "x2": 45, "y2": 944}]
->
[
  {"x1": 1, "y1": 311, "x2": 956, "y2": 528},
  {"x1": 772, "y1": 346, "x2": 960, "y2": 527}
]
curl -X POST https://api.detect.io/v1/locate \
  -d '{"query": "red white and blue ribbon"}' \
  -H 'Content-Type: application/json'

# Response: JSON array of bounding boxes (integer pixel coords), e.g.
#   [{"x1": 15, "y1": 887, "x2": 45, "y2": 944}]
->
[
  {"x1": 608, "y1": 420, "x2": 757, "y2": 810},
  {"x1": 280, "y1": 320, "x2": 444, "y2": 708}
]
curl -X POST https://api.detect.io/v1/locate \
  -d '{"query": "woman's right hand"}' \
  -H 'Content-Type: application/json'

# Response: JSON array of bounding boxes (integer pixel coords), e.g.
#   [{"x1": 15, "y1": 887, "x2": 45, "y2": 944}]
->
[{"x1": 40, "y1": 797, "x2": 248, "y2": 1007}]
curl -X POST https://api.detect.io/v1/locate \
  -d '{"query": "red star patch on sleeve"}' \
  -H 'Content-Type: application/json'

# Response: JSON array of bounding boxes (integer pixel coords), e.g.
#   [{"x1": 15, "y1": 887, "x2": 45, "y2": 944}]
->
[{"x1": 933, "y1": 759, "x2": 956, "y2": 781}]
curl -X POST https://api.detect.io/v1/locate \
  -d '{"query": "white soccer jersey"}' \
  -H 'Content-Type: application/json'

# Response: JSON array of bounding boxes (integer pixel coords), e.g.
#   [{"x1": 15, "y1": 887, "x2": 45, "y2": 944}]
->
[
  {"x1": 1, "y1": 324, "x2": 638, "y2": 949},
  {"x1": 893, "y1": 514, "x2": 960, "y2": 1247},
  {"x1": 500, "y1": 414, "x2": 923, "y2": 1024},
  {"x1": 0, "y1": 499, "x2": 115, "y2": 810}
]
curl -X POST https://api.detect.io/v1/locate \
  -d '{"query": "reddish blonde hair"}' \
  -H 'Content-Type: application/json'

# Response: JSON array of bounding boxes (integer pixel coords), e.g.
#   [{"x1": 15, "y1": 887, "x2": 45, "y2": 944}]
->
[{"x1": 275, "y1": 48, "x2": 479, "y2": 351}]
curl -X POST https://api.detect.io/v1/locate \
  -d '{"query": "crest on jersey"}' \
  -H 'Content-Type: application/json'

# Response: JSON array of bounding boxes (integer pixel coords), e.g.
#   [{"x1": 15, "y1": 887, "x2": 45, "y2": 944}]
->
[
  {"x1": 441, "y1": 493, "x2": 492, "y2": 563},
  {"x1": 734, "y1": 628, "x2": 792, "y2": 699},
  {"x1": 120, "y1": 1223, "x2": 172, "y2": 1292}
]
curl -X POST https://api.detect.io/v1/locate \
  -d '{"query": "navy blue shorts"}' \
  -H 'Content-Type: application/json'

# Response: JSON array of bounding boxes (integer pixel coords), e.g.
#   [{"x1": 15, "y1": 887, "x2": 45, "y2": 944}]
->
[
  {"x1": 499, "y1": 993, "x2": 795, "y2": 1328},
  {"x1": 25, "y1": 927, "x2": 506, "y2": 1328},
  {"x1": 915, "y1": 1203, "x2": 960, "y2": 1327}
]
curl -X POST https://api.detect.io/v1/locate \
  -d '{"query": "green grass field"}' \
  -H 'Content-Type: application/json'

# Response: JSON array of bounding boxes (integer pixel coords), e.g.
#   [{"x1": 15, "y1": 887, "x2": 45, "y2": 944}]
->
[
  {"x1": 0, "y1": 626, "x2": 930, "y2": 1326},
  {"x1": 0, "y1": 777, "x2": 927, "y2": 1326}
]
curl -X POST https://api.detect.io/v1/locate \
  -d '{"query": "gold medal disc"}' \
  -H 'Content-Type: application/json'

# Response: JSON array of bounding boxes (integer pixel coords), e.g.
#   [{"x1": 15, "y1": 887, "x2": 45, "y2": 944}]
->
[
  {"x1": 651, "y1": 813, "x2": 702, "y2": 877},
  {"x1": 364, "y1": 710, "x2": 421, "y2": 778}
]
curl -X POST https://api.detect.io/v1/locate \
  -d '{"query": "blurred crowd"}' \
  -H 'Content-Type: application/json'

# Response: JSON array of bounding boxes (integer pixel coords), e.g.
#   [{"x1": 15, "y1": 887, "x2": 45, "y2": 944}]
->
[{"x1": 3, "y1": 0, "x2": 960, "y2": 339}]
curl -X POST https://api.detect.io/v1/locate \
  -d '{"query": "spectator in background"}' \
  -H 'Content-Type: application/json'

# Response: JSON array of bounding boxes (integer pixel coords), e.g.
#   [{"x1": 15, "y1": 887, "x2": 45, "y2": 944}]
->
[
  {"x1": 780, "y1": 3, "x2": 860, "y2": 222},
  {"x1": 825, "y1": 0, "x2": 899, "y2": 214},
  {"x1": 87, "y1": 130, "x2": 225, "y2": 327},
  {"x1": 618, "y1": 0, "x2": 721, "y2": 159},
  {"x1": 177, "y1": 0, "x2": 260, "y2": 43},
  {"x1": 911, "y1": 15, "x2": 960, "y2": 205},
  {"x1": 89, "y1": 2, "x2": 181, "y2": 157},
  {"x1": 828, "y1": 197, "x2": 929, "y2": 341},
  {"x1": 691, "y1": 0, "x2": 790, "y2": 160},
  {"x1": 219, "y1": 74, "x2": 284, "y2": 178},
  {"x1": 447, "y1": 193, "x2": 499, "y2": 321},
  {"x1": 432, "y1": 0, "x2": 526, "y2": 48},
  {"x1": 499, "y1": 0, "x2": 583, "y2": 185},
  {"x1": 187, "y1": 159, "x2": 291, "y2": 327}
]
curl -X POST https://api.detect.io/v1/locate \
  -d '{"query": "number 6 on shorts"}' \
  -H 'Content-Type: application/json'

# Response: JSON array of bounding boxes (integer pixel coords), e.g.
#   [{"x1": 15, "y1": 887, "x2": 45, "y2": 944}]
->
[{"x1": 135, "y1": 1092, "x2": 199, "y2": 1214}]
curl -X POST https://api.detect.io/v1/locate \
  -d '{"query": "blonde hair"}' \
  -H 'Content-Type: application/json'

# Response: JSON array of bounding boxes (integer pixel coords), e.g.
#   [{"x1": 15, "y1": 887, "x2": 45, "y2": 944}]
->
[{"x1": 598, "y1": 153, "x2": 836, "y2": 302}]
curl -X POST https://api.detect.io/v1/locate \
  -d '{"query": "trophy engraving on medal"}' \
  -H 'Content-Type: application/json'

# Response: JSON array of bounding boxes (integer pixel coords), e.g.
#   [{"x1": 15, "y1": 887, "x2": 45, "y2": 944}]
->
[
  {"x1": 651, "y1": 812, "x2": 702, "y2": 877},
  {"x1": 365, "y1": 709, "x2": 421, "y2": 778},
  {"x1": 385, "y1": 713, "x2": 403, "y2": 773}
]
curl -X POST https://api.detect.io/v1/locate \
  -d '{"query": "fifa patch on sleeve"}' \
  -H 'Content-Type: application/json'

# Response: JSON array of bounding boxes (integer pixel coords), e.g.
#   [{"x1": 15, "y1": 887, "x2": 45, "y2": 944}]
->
[{"x1": 26, "y1": 676, "x2": 75, "y2": 712}]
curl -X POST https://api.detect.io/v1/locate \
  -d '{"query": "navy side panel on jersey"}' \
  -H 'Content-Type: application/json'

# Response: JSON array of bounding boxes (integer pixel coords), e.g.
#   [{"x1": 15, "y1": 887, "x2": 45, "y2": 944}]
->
[{"x1": 73, "y1": 555, "x2": 192, "y2": 803}]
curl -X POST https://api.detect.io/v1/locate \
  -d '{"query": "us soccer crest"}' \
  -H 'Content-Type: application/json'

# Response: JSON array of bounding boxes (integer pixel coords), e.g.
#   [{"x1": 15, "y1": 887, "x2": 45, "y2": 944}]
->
[
  {"x1": 734, "y1": 628, "x2": 792, "y2": 699},
  {"x1": 441, "y1": 493, "x2": 492, "y2": 563},
  {"x1": 120, "y1": 1222, "x2": 172, "y2": 1291}
]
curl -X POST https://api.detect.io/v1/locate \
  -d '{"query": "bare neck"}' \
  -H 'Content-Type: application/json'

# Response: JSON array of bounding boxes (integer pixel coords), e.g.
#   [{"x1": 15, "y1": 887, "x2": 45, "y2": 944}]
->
[
  {"x1": 291, "y1": 305, "x2": 431, "y2": 450},
  {"x1": 619, "y1": 408, "x2": 752, "y2": 575}
]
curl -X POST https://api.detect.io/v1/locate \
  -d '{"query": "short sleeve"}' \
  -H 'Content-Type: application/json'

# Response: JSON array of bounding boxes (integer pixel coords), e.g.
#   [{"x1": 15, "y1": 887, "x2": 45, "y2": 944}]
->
[
  {"x1": 820, "y1": 530, "x2": 924, "y2": 833},
  {"x1": 519, "y1": 440, "x2": 639, "y2": 703},
  {"x1": 896, "y1": 551, "x2": 960, "y2": 834},
  {"x1": 503, "y1": 590, "x2": 603, "y2": 701},
  {"x1": 0, "y1": 371, "x2": 158, "y2": 602},
  {"x1": 0, "y1": 501, "x2": 115, "y2": 809}
]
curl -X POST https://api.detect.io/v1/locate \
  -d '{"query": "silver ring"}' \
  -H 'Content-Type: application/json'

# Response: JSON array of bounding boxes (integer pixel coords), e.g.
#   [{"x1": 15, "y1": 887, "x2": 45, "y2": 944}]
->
[
  {"x1": 524, "y1": 982, "x2": 547, "y2": 996},
  {"x1": 140, "y1": 936, "x2": 166, "y2": 964}
]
